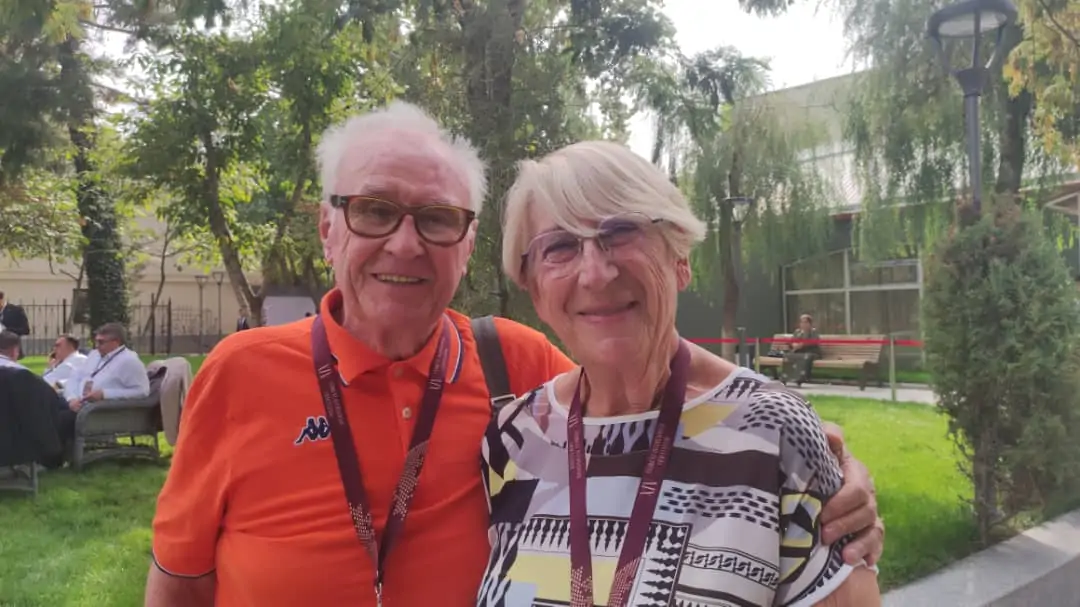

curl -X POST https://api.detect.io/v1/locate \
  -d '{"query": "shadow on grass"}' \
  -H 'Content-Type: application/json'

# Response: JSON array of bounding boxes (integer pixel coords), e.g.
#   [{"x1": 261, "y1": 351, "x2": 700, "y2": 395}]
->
[{"x1": 0, "y1": 461, "x2": 168, "y2": 607}]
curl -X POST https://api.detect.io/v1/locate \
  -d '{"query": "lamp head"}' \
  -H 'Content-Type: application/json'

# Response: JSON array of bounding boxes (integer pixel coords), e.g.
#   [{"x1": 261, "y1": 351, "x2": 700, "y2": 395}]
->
[
  {"x1": 927, "y1": 0, "x2": 1017, "y2": 79},
  {"x1": 723, "y1": 196, "x2": 755, "y2": 225}
]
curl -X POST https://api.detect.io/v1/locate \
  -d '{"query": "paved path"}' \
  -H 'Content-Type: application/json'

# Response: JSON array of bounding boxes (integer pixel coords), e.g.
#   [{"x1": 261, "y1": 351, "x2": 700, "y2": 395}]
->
[{"x1": 792, "y1": 383, "x2": 937, "y2": 405}]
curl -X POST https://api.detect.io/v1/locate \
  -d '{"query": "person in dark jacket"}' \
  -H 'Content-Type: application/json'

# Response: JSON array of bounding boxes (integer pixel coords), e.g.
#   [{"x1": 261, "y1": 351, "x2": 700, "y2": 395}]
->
[
  {"x1": 235, "y1": 308, "x2": 251, "y2": 332},
  {"x1": 0, "y1": 292, "x2": 30, "y2": 337},
  {"x1": 0, "y1": 332, "x2": 66, "y2": 470},
  {"x1": 783, "y1": 313, "x2": 823, "y2": 385}
]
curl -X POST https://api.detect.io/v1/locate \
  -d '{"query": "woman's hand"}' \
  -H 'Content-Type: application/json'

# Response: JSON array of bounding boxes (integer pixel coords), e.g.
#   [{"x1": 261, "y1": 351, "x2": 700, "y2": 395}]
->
[{"x1": 819, "y1": 422, "x2": 886, "y2": 566}]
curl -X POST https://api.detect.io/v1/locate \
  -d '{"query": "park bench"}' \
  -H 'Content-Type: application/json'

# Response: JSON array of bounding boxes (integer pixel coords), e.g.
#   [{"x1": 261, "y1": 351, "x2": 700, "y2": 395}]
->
[
  {"x1": 755, "y1": 333, "x2": 886, "y2": 390},
  {"x1": 755, "y1": 334, "x2": 793, "y2": 372}
]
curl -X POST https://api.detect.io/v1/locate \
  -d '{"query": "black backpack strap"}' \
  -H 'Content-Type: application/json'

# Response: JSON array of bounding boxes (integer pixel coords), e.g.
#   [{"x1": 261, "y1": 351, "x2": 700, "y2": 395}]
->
[{"x1": 470, "y1": 315, "x2": 517, "y2": 410}]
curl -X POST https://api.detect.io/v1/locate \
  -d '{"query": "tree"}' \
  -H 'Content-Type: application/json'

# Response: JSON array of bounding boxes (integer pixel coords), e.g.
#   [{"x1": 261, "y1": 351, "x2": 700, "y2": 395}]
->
[
  {"x1": 1006, "y1": 0, "x2": 1080, "y2": 167},
  {"x1": 0, "y1": 0, "x2": 144, "y2": 327},
  {"x1": 738, "y1": 0, "x2": 1080, "y2": 258},
  {"x1": 434, "y1": 0, "x2": 673, "y2": 320},
  {"x1": 0, "y1": 169, "x2": 83, "y2": 264},
  {"x1": 737, "y1": 0, "x2": 1080, "y2": 540},
  {"x1": 124, "y1": 30, "x2": 273, "y2": 325},
  {"x1": 640, "y1": 47, "x2": 835, "y2": 359},
  {"x1": 922, "y1": 199, "x2": 1080, "y2": 542}
]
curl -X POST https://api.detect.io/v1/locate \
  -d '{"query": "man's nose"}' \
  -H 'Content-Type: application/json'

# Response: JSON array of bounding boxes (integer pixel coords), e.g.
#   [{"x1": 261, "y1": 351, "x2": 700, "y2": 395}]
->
[
  {"x1": 575, "y1": 240, "x2": 618, "y2": 287},
  {"x1": 382, "y1": 215, "x2": 426, "y2": 258}
]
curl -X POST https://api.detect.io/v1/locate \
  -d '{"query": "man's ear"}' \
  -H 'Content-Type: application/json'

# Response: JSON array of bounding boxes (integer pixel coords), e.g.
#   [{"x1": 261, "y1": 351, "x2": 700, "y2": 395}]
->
[
  {"x1": 319, "y1": 203, "x2": 334, "y2": 262},
  {"x1": 676, "y1": 257, "x2": 692, "y2": 290}
]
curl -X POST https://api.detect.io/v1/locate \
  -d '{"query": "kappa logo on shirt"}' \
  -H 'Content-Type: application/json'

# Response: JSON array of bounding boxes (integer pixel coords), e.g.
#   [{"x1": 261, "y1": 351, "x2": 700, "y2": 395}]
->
[{"x1": 293, "y1": 415, "x2": 331, "y2": 445}]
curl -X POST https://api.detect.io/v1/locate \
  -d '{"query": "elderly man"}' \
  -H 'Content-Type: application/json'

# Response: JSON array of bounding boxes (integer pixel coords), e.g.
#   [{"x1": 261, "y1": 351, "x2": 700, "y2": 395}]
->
[
  {"x1": 42, "y1": 334, "x2": 87, "y2": 390},
  {"x1": 147, "y1": 102, "x2": 884, "y2": 607}
]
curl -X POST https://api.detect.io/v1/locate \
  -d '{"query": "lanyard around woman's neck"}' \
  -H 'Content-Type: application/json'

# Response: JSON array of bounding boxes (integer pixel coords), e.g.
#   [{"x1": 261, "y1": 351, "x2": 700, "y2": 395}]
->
[{"x1": 565, "y1": 340, "x2": 691, "y2": 607}]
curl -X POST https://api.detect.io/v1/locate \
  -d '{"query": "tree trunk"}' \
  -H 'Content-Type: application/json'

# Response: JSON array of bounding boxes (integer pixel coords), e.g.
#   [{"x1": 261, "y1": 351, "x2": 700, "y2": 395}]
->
[
  {"x1": 993, "y1": 26, "x2": 1031, "y2": 197},
  {"x1": 59, "y1": 37, "x2": 129, "y2": 329},
  {"x1": 460, "y1": 0, "x2": 524, "y2": 318},
  {"x1": 972, "y1": 425, "x2": 1000, "y2": 545},
  {"x1": 199, "y1": 131, "x2": 265, "y2": 326}
]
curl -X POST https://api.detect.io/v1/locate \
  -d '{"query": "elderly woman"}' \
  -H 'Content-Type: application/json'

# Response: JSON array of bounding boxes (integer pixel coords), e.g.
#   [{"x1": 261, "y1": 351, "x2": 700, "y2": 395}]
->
[{"x1": 478, "y1": 141, "x2": 880, "y2": 607}]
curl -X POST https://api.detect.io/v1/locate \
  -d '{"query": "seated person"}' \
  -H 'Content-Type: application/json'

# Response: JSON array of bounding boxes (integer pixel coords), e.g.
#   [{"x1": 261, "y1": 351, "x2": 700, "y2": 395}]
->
[
  {"x1": 0, "y1": 331, "x2": 66, "y2": 470},
  {"x1": 784, "y1": 314, "x2": 822, "y2": 385},
  {"x1": 42, "y1": 334, "x2": 88, "y2": 390},
  {"x1": 0, "y1": 329, "x2": 27, "y2": 371},
  {"x1": 62, "y1": 322, "x2": 150, "y2": 412}
]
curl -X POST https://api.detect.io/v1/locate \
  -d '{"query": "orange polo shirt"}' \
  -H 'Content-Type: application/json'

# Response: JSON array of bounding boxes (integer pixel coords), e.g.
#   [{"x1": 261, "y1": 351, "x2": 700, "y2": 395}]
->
[{"x1": 151, "y1": 290, "x2": 574, "y2": 606}]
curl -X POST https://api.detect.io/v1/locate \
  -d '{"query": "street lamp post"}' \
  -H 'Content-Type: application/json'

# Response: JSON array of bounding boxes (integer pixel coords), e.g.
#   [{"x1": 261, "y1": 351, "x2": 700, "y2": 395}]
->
[
  {"x1": 212, "y1": 270, "x2": 225, "y2": 345},
  {"x1": 195, "y1": 274, "x2": 208, "y2": 352},
  {"x1": 927, "y1": 0, "x2": 1017, "y2": 214},
  {"x1": 721, "y1": 196, "x2": 754, "y2": 366}
]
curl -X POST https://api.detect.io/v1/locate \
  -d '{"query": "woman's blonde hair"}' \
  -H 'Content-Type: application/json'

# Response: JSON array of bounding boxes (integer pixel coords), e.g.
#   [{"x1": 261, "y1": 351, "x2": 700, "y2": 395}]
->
[{"x1": 501, "y1": 140, "x2": 707, "y2": 286}]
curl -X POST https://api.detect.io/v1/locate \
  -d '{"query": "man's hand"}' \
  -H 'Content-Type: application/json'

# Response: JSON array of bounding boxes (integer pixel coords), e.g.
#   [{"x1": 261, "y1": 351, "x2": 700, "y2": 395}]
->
[
  {"x1": 85, "y1": 389, "x2": 104, "y2": 402},
  {"x1": 68, "y1": 398, "x2": 84, "y2": 412},
  {"x1": 820, "y1": 422, "x2": 885, "y2": 566}
]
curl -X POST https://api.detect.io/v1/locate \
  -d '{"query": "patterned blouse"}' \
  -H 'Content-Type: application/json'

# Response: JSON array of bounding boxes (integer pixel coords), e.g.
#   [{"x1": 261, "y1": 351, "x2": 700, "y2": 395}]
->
[{"x1": 478, "y1": 368, "x2": 858, "y2": 607}]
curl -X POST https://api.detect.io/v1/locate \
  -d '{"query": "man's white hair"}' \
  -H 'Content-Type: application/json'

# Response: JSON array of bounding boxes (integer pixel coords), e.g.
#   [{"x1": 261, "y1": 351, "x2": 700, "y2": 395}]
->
[{"x1": 316, "y1": 101, "x2": 488, "y2": 213}]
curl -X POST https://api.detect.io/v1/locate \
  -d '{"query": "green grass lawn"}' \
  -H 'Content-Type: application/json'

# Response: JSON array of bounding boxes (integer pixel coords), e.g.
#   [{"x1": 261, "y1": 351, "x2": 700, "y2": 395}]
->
[
  {"x1": 0, "y1": 382, "x2": 974, "y2": 605},
  {"x1": 808, "y1": 396, "x2": 975, "y2": 589}
]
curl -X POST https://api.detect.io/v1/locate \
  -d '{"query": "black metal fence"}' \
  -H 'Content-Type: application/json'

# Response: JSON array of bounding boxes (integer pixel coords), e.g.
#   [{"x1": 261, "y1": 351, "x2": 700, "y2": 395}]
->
[{"x1": 14, "y1": 299, "x2": 226, "y2": 357}]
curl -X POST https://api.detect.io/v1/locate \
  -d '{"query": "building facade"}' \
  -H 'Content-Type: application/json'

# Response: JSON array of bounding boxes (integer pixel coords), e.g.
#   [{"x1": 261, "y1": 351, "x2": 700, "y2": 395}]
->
[{"x1": 674, "y1": 73, "x2": 1080, "y2": 345}]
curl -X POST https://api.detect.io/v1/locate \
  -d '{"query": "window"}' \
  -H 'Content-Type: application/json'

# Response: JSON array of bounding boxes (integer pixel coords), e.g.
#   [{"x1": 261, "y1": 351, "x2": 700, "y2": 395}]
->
[
  {"x1": 849, "y1": 258, "x2": 918, "y2": 287},
  {"x1": 783, "y1": 249, "x2": 923, "y2": 335},
  {"x1": 784, "y1": 251, "x2": 846, "y2": 291},
  {"x1": 849, "y1": 289, "x2": 920, "y2": 336},
  {"x1": 785, "y1": 293, "x2": 847, "y2": 334}
]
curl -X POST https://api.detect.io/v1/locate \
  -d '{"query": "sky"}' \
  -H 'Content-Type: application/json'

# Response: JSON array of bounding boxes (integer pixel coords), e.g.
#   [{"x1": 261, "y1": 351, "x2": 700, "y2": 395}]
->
[{"x1": 626, "y1": 0, "x2": 854, "y2": 158}]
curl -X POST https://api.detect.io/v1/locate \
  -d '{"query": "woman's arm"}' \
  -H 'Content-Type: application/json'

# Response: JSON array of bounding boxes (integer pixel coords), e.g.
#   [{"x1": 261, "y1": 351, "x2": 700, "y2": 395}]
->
[{"x1": 812, "y1": 567, "x2": 881, "y2": 607}]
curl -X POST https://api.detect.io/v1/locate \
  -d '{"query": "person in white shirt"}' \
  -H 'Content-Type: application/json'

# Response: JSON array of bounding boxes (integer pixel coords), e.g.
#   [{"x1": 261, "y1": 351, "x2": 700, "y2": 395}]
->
[
  {"x1": 0, "y1": 330, "x2": 27, "y2": 370},
  {"x1": 63, "y1": 322, "x2": 150, "y2": 411},
  {"x1": 42, "y1": 334, "x2": 88, "y2": 389}
]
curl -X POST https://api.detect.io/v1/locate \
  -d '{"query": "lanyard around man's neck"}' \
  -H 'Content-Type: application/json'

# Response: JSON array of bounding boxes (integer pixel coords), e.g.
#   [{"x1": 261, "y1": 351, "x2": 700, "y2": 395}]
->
[{"x1": 91, "y1": 346, "x2": 127, "y2": 377}]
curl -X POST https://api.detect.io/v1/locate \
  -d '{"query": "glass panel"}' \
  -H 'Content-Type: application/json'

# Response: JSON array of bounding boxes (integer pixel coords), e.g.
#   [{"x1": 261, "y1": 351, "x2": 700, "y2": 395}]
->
[
  {"x1": 849, "y1": 258, "x2": 919, "y2": 287},
  {"x1": 785, "y1": 293, "x2": 847, "y2": 334},
  {"x1": 784, "y1": 251, "x2": 846, "y2": 291},
  {"x1": 849, "y1": 289, "x2": 921, "y2": 336}
]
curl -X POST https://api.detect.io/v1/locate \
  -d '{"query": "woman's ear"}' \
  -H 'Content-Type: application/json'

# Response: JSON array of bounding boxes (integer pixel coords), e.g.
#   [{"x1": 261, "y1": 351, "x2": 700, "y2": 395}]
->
[{"x1": 676, "y1": 257, "x2": 692, "y2": 290}]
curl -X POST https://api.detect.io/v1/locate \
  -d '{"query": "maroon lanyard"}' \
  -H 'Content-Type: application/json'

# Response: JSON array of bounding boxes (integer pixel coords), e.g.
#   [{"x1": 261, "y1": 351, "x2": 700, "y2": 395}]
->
[
  {"x1": 310, "y1": 315, "x2": 451, "y2": 607},
  {"x1": 567, "y1": 340, "x2": 691, "y2": 607}
]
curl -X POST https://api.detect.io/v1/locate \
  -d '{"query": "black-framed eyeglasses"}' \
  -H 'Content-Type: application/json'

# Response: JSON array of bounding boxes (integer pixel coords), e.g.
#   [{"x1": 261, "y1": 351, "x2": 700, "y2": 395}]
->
[
  {"x1": 520, "y1": 212, "x2": 664, "y2": 278},
  {"x1": 329, "y1": 195, "x2": 476, "y2": 246}
]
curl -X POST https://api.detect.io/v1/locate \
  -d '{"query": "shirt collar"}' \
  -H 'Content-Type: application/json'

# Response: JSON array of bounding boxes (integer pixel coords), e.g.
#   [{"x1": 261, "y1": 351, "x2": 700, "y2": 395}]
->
[
  {"x1": 0, "y1": 354, "x2": 25, "y2": 370},
  {"x1": 318, "y1": 289, "x2": 464, "y2": 386}
]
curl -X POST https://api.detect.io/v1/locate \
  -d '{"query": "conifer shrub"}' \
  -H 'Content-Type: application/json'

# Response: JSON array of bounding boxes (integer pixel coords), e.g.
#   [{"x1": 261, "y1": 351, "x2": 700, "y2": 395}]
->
[{"x1": 921, "y1": 200, "x2": 1080, "y2": 543}]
